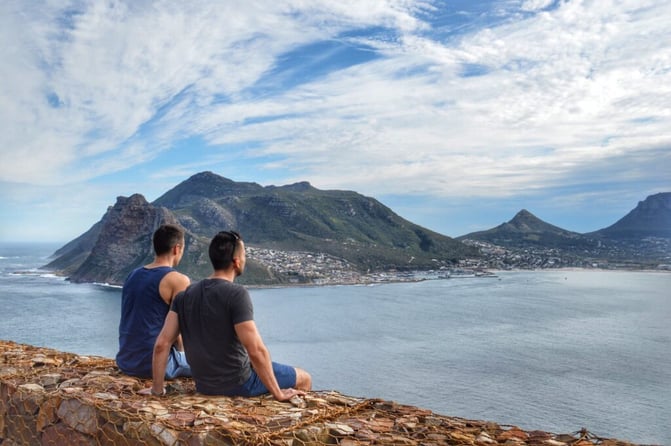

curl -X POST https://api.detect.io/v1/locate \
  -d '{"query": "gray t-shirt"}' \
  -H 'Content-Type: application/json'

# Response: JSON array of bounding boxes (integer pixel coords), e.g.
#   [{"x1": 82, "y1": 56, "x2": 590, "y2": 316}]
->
[{"x1": 171, "y1": 278, "x2": 254, "y2": 394}]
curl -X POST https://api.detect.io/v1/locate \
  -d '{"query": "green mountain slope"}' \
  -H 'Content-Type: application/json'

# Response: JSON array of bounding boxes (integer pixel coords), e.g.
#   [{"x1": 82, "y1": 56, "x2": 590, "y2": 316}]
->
[
  {"x1": 46, "y1": 172, "x2": 479, "y2": 285},
  {"x1": 154, "y1": 172, "x2": 477, "y2": 271}
]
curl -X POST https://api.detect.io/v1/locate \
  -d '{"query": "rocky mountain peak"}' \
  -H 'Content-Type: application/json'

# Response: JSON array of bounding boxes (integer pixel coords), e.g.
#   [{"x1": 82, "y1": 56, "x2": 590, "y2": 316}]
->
[
  {"x1": 507, "y1": 209, "x2": 542, "y2": 230},
  {"x1": 154, "y1": 172, "x2": 262, "y2": 207},
  {"x1": 502, "y1": 209, "x2": 571, "y2": 235},
  {"x1": 65, "y1": 195, "x2": 179, "y2": 284},
  {"x1": 593, "y1": 192, "x2": 671, "y2": 239},
  {"x1": 278, "y1": 181, "x2": 314, "y2": 192},
  {"x1": 116, "y1": 193, "x2": 150, "y2": 207}
]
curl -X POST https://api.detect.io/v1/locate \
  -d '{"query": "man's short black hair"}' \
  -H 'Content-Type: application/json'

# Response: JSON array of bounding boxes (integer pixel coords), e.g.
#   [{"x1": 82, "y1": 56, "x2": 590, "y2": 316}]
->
[
  {"x1": 209, "y1": 231, "x2": 242, "y2": 270},
  {"x1": 153, "y1": 224, "x2": 185, "y2": 256}
]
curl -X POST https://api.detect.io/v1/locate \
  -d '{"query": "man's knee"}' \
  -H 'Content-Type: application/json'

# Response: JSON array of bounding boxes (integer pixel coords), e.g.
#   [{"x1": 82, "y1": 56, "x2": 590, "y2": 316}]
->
[{"x1": 295, "y1": 367, "x2": 312, "y2": 391}]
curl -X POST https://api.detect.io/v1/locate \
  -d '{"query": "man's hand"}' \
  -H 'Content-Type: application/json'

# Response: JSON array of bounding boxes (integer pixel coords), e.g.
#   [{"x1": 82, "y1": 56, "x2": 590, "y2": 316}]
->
[
  {"x1": 274, "y1": 388, "x2": 306, "y2": 402},
  {"x1": 138, "y1": 386, "x2": 165, "y2": 396}
]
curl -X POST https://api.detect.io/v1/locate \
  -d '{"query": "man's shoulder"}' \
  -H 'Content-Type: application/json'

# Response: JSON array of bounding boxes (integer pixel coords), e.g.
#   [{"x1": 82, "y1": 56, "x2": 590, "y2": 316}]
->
[
  {"x1": 122, "y1": 266, "x2": 150, "y2": 287},
  {"x1": 159, "y1": 269, "x2": 190, "y2": 304},
  {"x1": 161, "y1": 269, "x2": 189, "y2": 284},
  {"x1": 219, "y1": 279, "x2": 248, "y2": 293},
  {"x1": 197, "y1": 279, "x2": 249, "y2": 296},
  {"x1": 163, "y1": 269, "x2": 188, "y2": 279},
  {"x1": 125, "y1": 265, "x2": 148, "y2": 277}
]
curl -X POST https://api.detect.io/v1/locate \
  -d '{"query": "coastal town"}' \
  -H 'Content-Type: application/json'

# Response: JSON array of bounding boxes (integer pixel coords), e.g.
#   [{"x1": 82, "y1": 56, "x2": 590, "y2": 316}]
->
[
  {"x1": 460, "y1": 238, "x2": 671, "y2": 271},
  {"x1": 246, "y1": 238, "x2": 671, "y2": 286}
]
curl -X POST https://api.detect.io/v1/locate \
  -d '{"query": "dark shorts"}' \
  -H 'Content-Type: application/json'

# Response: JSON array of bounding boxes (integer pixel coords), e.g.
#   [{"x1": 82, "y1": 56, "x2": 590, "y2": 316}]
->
[{"x1": 225, "y1": 362, "x2": 296, "y2": 397}]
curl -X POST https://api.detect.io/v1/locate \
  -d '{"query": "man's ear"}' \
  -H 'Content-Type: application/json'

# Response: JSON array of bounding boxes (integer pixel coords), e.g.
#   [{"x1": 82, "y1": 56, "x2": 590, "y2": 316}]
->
[{"x1": 232, "y1": 256, "x2": 243, "y2": 275}]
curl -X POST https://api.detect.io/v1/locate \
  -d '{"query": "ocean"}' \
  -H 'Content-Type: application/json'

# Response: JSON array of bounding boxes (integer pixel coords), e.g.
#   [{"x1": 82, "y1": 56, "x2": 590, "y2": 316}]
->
[{"x1": 1, "y1": 242, "x2": 669, "y2": 445}]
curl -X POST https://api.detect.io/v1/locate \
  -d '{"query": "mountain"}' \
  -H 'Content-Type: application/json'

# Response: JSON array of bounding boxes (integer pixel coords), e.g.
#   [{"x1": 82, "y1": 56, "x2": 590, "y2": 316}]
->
[
  {"x1": 457, "y1": 194, "x2": 670, "y2": 269},
  {"x1": 588, "y1": 192, "x2": 671, "y2": 240},
  {"x1": 457, "y1": 209, "x2": 598, "y2": 250},
  {"x1": 45, "y1": 194, "x2": 211, "y2": 285},
  {"x1": 46, "y1": 172, "x2": 478, "y2": 285}
]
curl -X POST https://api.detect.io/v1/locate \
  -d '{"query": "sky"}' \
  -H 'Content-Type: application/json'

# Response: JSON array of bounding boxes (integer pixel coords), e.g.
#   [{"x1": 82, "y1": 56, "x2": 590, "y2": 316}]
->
[{"x1": 1, "y1": 0, "x2": 670, "y2": 244}]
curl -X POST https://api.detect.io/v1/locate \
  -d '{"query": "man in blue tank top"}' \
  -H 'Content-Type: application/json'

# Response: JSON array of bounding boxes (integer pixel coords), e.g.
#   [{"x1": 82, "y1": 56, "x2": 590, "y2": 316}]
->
[
  {"x1": 116, "y1": 224, "x2": 192, "y2": 379},
  {"x1": 146, "y1": 230, "x2": 311, "y2": 400}
]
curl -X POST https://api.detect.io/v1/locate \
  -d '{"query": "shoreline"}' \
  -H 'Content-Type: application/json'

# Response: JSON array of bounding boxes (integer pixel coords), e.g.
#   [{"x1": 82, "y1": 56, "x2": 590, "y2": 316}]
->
[{"x1": 24, "y1": 265, "x2": 671, "y2": 290}]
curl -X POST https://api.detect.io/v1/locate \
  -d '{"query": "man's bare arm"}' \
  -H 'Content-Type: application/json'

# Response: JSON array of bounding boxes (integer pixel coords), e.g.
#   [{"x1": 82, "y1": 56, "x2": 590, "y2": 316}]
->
[
  {"x1": 158, "y1": 272, "x2": 190, "y2": 350},
  {"x1": 143, "y1": 311, "x2": 180, "y2": 396},
  {"x1": 235, "y1": 320, "x2": 304, "y2": 401}
]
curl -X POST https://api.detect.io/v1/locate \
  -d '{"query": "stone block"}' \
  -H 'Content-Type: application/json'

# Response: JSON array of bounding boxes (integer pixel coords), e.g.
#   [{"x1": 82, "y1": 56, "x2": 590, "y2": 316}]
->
[
  {"x1": 41, "y1": 422, "x2": 96, "y2": 446},
  {"x1": 56, "y1": 398, "x2": 99, "y2": 435},
  {"x1": 5, "y1": 413, "x2": 40, "y2": 445},
  {"x1": 97, "y1": 422, "x2": 147, "y2": 446},
  {"x1": 11, "y1": 383, "x2": 46, "y2": 416},
  {"x1": 36, "y1": 395, "x2": 61, "y2": 431}
]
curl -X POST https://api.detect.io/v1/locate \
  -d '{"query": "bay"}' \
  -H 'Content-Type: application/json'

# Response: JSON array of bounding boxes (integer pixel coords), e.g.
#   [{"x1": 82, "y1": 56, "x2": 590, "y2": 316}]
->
[{"x1": 0, "y1": 243, "x2": 669, "y2": 444}]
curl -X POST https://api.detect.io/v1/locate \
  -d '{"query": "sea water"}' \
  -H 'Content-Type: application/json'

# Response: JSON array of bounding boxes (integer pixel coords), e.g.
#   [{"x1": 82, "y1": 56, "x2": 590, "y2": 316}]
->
[{"x1": 0, "y1": 243, "x2": 669, "y2": 444}]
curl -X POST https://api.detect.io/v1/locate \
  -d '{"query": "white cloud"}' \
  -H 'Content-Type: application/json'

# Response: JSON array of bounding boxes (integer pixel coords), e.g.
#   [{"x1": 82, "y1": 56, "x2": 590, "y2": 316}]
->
[
  {"x1": 227, "y1": 0, "x2": 671, "y2": 197},
  {"x1": 0, "y1": 0, "x2": 669, "y2": 241},
  {"x1": 1, "y1": 0, "x2": 432, "y2": 184},
  {"x1": 180, "y1": 0, "x2": 671, "y2": 198},
  {"x1": 520, "y1": 0, "x2": 554, "y2": 12}
]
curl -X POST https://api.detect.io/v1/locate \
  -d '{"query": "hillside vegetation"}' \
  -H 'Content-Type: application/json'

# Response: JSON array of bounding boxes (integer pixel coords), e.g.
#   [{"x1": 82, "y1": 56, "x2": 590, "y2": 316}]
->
[{"x1": 47, "y1": 172, "x2": 478, "y2": 285}]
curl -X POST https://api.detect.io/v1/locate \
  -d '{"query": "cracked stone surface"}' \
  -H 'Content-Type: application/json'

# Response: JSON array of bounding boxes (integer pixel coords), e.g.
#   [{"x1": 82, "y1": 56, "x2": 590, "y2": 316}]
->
[{"x1": 0, "y1": 340, "x2": 644, "y2": 446}]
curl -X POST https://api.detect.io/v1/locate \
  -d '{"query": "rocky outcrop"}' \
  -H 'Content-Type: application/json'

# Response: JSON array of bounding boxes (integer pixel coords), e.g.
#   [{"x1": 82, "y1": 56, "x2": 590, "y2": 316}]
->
[
  {"x1": 0, "y1": 340, "x2": 643, "y2": 446},
  {"x1": 44, "y1": 193, "x2": 275, "y2": 286},
  {"x1": 54, "y1": 194, "x2": 181, "y2": 285},
  {"x1": 590, "y1": 192, "x2": 671, "y2": 239}
]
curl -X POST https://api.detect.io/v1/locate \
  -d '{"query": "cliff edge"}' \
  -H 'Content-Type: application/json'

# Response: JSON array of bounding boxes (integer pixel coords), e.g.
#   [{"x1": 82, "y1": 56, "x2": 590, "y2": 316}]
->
[{"x1": 0, "y1": 340, "x2": 643, "y2": 446}]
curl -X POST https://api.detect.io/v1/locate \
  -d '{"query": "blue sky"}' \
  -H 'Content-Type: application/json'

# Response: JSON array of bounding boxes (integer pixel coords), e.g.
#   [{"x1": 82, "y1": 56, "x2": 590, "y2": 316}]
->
[{"x1": 1, "y1": 0, "x2": 669, "y2": 243}]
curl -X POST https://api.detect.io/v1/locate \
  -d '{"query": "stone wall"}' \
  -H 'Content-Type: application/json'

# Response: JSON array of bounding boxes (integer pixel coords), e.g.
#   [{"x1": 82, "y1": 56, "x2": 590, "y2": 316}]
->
[{"x1": 0, "y1": 340, "x2": 639, "y2": 446}]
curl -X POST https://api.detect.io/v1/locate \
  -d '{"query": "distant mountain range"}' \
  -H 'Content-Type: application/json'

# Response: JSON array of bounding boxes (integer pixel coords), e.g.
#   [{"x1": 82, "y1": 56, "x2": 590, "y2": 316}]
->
[
  {"x1": 459, "y1": 192, "x2": 670, "y2": 244},
  {"x1": 458, "y1": 192, "x2": 670, "y2": 268},
  {"x1": 46, "y1": 172, "x2": 477, "y2": 285},
  {"x1": 44, "y1": 173, "x2": 670, "y2": 285}
]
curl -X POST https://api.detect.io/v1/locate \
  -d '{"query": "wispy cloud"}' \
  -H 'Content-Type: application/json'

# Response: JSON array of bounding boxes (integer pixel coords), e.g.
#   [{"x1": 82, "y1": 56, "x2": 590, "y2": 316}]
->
[{"x1": 0, "y1": 0, "x2": 669, "y2": 241}]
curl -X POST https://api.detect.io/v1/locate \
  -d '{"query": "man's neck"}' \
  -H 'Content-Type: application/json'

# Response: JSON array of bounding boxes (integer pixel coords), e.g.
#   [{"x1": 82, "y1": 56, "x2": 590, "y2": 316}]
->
[
  {"x1": 209, "y1": 269, "x2": 236, "y2": 282},
  {"x1": 145, "y1": 256, "x2": 174, "y2": 269}
]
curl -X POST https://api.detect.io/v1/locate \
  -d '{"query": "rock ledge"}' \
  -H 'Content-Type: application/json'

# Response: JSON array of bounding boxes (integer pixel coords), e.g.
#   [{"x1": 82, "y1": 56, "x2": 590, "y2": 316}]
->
[{"x1": 0, "y1": 340, "x2": 642, "y2": 446}]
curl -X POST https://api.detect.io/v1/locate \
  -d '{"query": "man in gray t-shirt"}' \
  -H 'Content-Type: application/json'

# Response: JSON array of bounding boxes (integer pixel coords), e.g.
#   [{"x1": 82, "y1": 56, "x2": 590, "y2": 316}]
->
[
  {"x1": 146, "y1": 231, "x2": 312, "y2": 401},
  {"x1": 171, "y1": 279, "x2": 253, "y2": 393}
]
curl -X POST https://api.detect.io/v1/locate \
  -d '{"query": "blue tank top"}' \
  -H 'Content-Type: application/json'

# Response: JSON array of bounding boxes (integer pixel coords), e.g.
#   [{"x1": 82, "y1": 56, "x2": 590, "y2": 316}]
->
[{"x1": 116, "y1": 266, "x2": 174, "y2": 377}]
